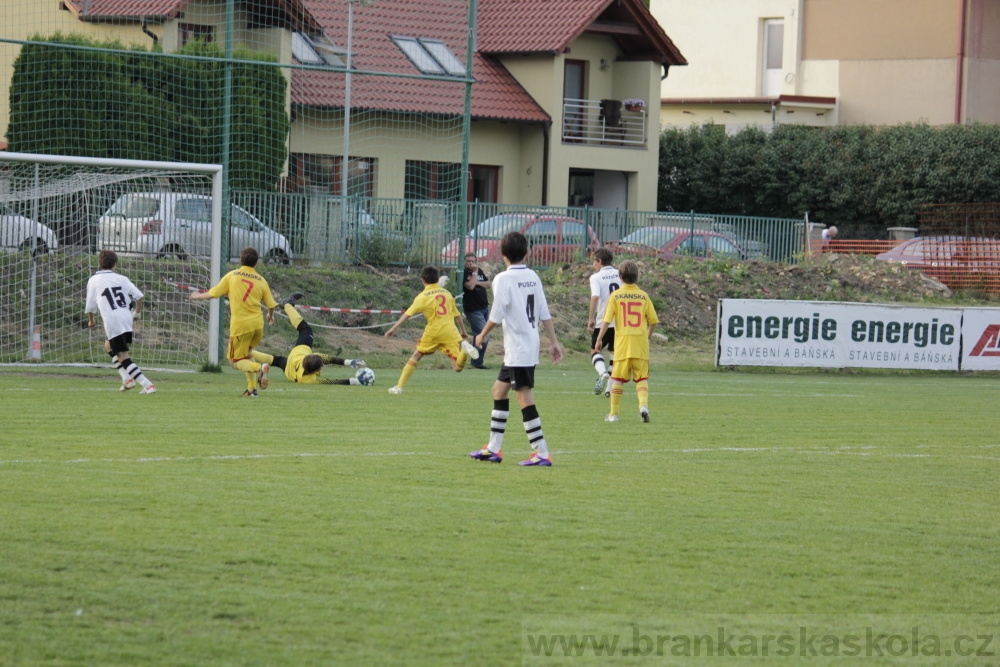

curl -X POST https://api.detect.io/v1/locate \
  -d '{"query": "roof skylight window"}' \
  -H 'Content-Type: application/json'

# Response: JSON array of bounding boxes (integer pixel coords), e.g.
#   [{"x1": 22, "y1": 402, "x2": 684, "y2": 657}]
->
[
  {"x1": 392, "y1": 36, "x2": 466, "y2": 77},
  {"x1": 293, "y1": 32, "x2": 346, "y2": 68}
]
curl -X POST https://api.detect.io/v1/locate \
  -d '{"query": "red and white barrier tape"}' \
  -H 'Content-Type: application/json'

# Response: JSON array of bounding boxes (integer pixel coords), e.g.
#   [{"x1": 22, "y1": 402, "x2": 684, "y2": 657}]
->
[
  {"x1": 163, "y1": 278, "x2": 206, "y2": 293},
  {"x1": 295, "y1": 305, "x2": 405, "y2": 315},
  {"x1": 164, "y1": 278, "x2": 405, "y2": 315}
]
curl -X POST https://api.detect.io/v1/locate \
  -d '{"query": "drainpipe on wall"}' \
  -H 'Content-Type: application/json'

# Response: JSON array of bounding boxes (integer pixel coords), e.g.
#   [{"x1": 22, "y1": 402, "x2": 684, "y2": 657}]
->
[
  {"x1": 141, "y1": 18, "x2": 158, "y2": 47},
  {"x1": 541, "y1": 121, "x2": 550, "y2": 206},
  {"x1": 954, "y1": 0, "x2": 967, "y2": 124}
]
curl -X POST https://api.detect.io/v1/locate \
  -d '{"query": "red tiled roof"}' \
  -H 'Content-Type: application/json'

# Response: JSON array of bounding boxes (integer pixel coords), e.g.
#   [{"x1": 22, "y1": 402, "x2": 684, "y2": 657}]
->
[
  {"x1": 64, "y1": 0, "x2": 321, "y2": 32},
  {"x1": 295, "y1": 0, "x2": 549, "y2": 123},
  {"x1": 478, "y1": 0, "x2": 686, "y2": 65},
  {"x1": 64, "y1": 0, "x2": 189, "y2": 20}
]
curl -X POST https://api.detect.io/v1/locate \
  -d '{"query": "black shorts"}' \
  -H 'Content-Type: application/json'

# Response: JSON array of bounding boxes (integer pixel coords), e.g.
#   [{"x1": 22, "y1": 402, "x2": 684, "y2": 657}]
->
[
  {"x1": 107, "y1": 331, "x2": 133, "y2": 355},
  {"x1": 295, "y1": 321, "x2": 314, "y2": 349},
  {"x1": 591, "y1": 327, "x2": 615, "y2": 352},
  {"x1": 497, "y1": 365, "x2": 535, "y2": 390}
]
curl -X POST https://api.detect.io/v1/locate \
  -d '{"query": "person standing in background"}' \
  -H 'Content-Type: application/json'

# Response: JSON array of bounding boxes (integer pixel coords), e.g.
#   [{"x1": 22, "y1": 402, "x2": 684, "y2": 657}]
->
[{"x1": 462, "y1": 252, "x2": 491, "y2": 368}]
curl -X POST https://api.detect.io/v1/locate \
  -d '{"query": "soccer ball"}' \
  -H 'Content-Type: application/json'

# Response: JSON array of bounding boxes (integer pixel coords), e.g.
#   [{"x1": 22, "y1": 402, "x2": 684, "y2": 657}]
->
[{"x1": 355, "y1": 367, "x2": 376, "y2": 386}]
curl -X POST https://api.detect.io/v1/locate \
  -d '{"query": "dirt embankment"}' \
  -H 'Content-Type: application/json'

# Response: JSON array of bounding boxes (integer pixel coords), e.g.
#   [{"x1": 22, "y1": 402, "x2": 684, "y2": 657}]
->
[{"x1": 265, "y1": 254, "x2": 983, "y2": 363}]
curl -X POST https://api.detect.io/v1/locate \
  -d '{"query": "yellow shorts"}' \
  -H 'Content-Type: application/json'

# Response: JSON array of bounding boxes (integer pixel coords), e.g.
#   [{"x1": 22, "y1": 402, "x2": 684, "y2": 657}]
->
[
  {"x1": 228, "y1": 329, "x2": 263, "y2": 361},
  {"x1": 611, "y1": 358, "x2": 649, "y2": 383},
  {"x1": 416, "y1": 333, "x2": 462, "y2": 360}
]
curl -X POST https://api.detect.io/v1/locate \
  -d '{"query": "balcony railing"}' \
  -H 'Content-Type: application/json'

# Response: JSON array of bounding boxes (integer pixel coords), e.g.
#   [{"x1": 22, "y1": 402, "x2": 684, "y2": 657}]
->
[{"x1": 561, "y1": 98, "x2": 647, "y2": 147}]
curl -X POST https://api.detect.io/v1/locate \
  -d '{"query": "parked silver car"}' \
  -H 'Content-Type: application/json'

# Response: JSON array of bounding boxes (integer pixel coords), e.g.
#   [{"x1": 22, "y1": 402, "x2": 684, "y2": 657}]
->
[
  {"x1": 0, "y1": 202, "x2": 58, "y2": 255},
  {"x1": 98, "y1": 193, "x2": 292, "y2": 263}
]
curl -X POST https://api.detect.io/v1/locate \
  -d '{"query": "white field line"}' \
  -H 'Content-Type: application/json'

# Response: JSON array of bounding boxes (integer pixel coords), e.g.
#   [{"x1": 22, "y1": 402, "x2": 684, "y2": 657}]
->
[{"x1": 1, "y1": 444, "x2": 999, "y2": 466}]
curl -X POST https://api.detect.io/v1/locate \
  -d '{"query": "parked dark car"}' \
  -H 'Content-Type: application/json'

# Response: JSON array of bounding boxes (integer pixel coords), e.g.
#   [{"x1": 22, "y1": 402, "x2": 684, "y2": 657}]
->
[
  {"x1": 607, "y1": 226, "x2": 746, "y2": 261},
  {"x1": 441, "y1": 213, "x2": 600, "y2": 264}
]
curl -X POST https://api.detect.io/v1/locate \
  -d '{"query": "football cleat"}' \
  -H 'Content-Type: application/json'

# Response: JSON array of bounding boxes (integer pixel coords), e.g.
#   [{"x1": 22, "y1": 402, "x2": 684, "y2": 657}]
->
[
  {"x1": 350, "y1": 358, "x2": 367, "y2": 369},
  {"x1": 279, "y1": 292, "x2": 304, "y2": 308},
  {"x1": 640, "y1": 406, "x2": 650, "y2": 423},
  {"x1": 388, "y1": 386, "x2": 403, "y2": 395},
  {"x1": 594, "y1": 372, "x2": 610, "y2": 395},
  {"x1": 257, "y1": 363, "x2": 270, "y2": 390},
  {"x1": 120, "y1": 378, "x2": 137, "y2": 392},
  {"x1": 140, "y1": 384, "x2": 157, "y2": 395},
  {"x1": 242, "y1": 389, "x2": 258, "y2": 398},
  {"x1": 460, "y1": 340, "x2": 480, "y2": 361},
  {"x1": 518, "y1": 454, "x2": 552, "y2": 467},
  {"x1": 469, "y1": 446, "x2": 503, "y2": 463},
  {"x1": 604, "y1": 414, "x2": 619, "y2": 422}
]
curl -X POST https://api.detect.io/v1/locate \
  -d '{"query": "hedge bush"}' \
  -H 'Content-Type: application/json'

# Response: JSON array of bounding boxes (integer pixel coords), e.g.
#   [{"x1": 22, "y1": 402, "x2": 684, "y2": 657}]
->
[
  {"x1": 6, "y1": 34, "x2": 289, "y2": 191},
  {"x1": 658, "y1": 123, "x2": 1000, "y2": 237}
]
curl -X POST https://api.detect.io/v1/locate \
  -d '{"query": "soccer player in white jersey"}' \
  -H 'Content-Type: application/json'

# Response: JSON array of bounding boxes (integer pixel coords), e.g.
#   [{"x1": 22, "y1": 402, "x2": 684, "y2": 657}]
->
[
  {"x1": 469, "y1": 231, "x2": 563, "y2": 467},
  {"x1": 587, "y1": 247, "x2": 620, "y2": 396},
  {"x1": 85, "y1": 250, "x2": 156, "y2": 393}
]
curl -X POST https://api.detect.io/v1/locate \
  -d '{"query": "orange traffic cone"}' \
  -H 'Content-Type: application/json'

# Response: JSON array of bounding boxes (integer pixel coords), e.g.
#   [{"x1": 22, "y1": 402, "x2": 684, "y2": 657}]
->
[{"x1": 27, "y1": 325, "x2": 41, "y2": 362}]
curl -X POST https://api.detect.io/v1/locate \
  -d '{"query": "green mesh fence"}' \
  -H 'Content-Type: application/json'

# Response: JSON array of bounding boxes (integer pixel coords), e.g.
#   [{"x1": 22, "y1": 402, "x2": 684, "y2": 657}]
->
[{"x1": 1, "y1": 0, "x2": 473, "y2": 254}]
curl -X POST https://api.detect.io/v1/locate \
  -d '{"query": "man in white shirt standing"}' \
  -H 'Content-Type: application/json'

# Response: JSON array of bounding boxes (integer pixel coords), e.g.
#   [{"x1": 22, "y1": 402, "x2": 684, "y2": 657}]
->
[
  {"x1": 469, "y1": 231, "x2": 563, "y2": 467},
  {"x1": 587, "y1": 247, "x2": 620, "y2": 397},
  {"x1": 85, "y1": 250, "x2": 156, "y2": 393}
]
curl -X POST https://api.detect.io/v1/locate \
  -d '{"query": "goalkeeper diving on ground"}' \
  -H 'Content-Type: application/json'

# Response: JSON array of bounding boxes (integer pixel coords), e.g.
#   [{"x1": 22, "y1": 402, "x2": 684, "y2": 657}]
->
[{"x1": 252, "y1": 292, "x2": 372, "y2": 387}]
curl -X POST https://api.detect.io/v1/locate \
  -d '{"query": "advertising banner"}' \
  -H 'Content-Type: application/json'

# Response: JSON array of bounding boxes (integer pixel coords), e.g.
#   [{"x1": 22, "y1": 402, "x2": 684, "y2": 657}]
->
[
  {"x1": 960, "y1": 308, "x2": 1000, "y2": 371},
  {"x1": 716, "y1": 300, "x2": 963, "y2": 370}
]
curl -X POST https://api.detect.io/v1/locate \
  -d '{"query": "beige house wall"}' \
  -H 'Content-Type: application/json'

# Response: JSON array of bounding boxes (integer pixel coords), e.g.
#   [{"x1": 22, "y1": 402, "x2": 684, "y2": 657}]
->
[
  {"x1": 837, "y1": 59, "x2": 957, "y2": 125},
  {"x1": 651, "y1": 0, "x2": 803, "y2": 99},
  {"x1": 963, "y1": 0, "x2": 1000, "y2": 122},
  {"x1": 964, "y1": 58, "x2": 1000, "y2": 123},
  {"x1": 802, "y1": 0, "x2": 958, "y2": 60}
]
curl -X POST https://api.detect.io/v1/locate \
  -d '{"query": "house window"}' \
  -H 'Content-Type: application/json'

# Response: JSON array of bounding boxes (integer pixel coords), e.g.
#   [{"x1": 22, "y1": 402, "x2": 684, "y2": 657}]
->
[
  {"x1": 292, "y1": 32, "x2": 346, "y2": 67},
  {"x1": 179, "y1": 23, "x2": 215, "y2": 47},
  {"x1": 405, "y1": 161, "x2": 463, "y2": 201},
  {"x1": 288, "y1": 154, "x2": 375, "y2": 197},
  {"x1": 392, "y1": 36, "x2": 465, "y2": 77},
  {"x1": 761, "y1": 19, "x2": 784, "y2": 96},
  {"x1": 563, "y1": 60, "x2": 587, "y2": 139},
  {"x1": 468, "y1": 165, "x2": 499, "y2": 203}
]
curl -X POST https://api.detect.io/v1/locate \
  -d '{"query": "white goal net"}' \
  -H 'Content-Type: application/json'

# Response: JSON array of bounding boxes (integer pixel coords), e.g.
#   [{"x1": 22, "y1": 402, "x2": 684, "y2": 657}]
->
[{"x1": 0, "y1": 153, "x2": 224, "y2": 368}]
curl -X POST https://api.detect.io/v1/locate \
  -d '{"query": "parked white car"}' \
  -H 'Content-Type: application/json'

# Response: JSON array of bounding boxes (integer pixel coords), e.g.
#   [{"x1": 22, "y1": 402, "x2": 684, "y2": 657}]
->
[
  {"x1": 98, "y1": 193, "x2": 292, "y2": 263},
  {"x1": 0, "y1": 202, "x2": 58, "y2": 254}
]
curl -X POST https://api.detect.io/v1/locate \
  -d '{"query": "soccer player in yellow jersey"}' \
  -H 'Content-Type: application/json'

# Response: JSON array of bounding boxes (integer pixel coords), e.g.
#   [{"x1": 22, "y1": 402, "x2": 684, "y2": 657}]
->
[
  {"x1": 383, "y1": 265, "x2": 479, "y2": 394},
  {"x1": 593, "y1": 260, "x2": 659, "y2": 423},
  {"x1": 250, "y1": 293, "x2": 369, "y2": 386},
  {"x1": 191, "y1": 246, "x2": 278, "y2": 396}
]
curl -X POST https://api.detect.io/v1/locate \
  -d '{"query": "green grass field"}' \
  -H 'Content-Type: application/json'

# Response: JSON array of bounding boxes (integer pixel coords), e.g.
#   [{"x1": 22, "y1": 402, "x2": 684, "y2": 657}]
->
[{"x1": 1, "y1": 363, "x2": 998, "y2": 665}]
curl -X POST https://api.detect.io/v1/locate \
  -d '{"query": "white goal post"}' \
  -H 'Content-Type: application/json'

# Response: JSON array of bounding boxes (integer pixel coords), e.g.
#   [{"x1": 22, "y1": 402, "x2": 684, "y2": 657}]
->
[{"x1": 0, "y1": 152, "x2": 223, "y2": 367}]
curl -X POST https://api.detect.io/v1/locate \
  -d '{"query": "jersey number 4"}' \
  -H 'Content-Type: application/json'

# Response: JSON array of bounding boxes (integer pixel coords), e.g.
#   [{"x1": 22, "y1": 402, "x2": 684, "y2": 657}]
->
[{"x1": 525, "y1": 294, "x2": 536, "y2": 328}]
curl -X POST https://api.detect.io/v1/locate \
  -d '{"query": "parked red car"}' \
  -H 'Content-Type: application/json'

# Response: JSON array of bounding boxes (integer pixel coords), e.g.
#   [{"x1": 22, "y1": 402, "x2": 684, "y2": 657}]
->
[
  {"x1": 440, "y1": 213, "x2": 600, "y2": 265},
  {"x1": 875, "y1": 236, "x2": 1000, "y2": 286},
  {"x1": 606, "y1": 226, "x2": 746, "y2": 261}
]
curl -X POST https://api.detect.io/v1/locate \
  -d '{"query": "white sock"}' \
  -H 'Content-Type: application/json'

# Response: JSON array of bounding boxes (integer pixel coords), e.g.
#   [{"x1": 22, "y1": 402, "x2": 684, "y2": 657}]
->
[
  {"x1": 592, "y1": 352, "x2": 607, "y2": 376},
  {"x1": 486, "y1": 408, "x2": 510, "y2": 454}
]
